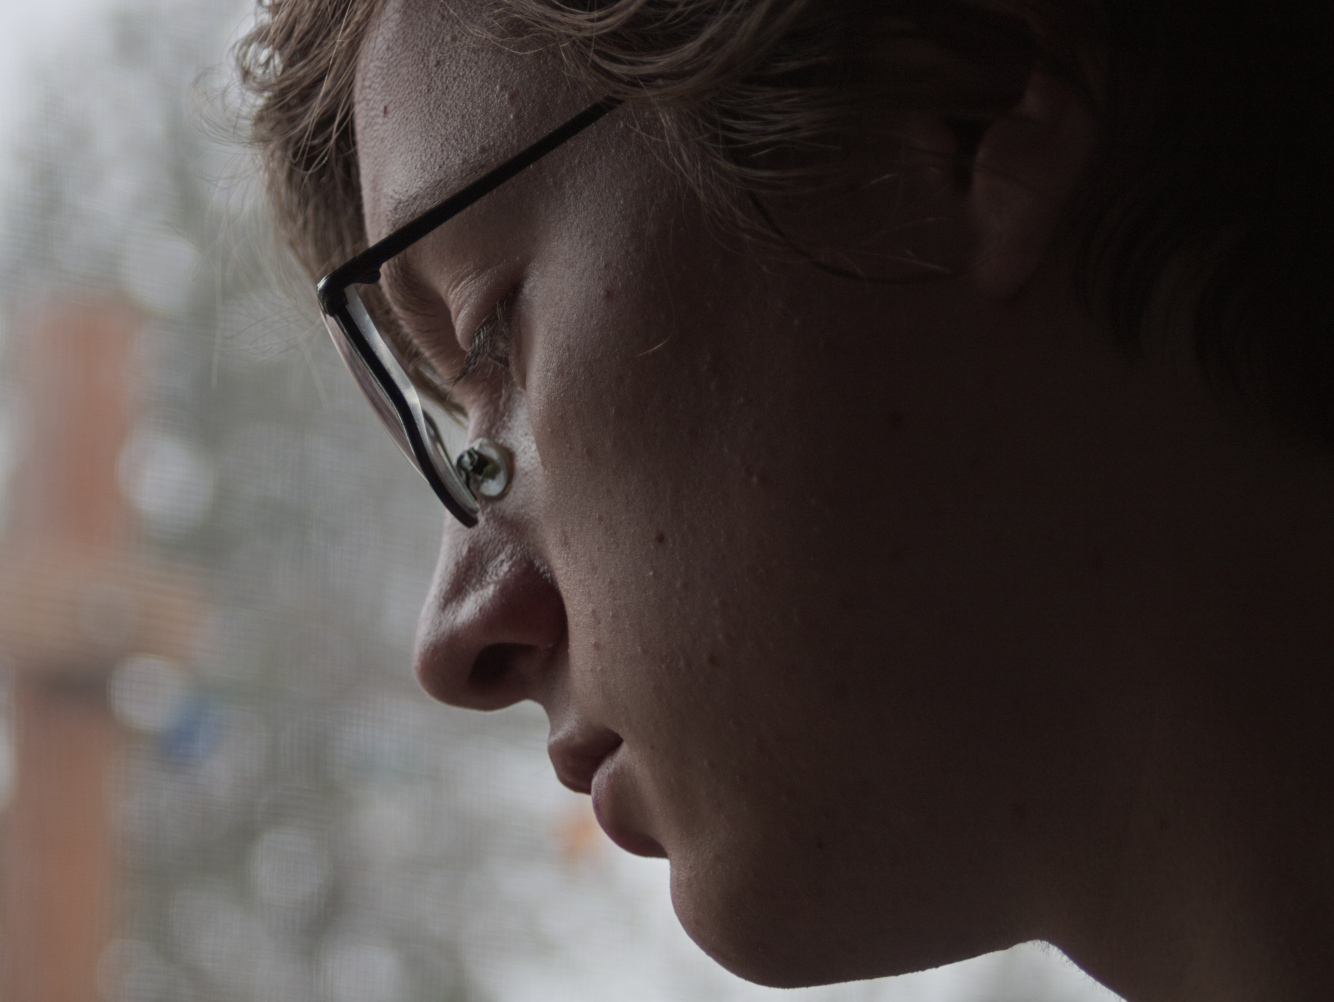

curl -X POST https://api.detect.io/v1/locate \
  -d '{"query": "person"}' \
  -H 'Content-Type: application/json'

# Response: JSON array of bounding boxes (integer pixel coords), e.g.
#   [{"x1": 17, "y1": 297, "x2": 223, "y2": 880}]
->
[{"x1": 236, "y1": 1, "x2": 1334, "y2": 999}]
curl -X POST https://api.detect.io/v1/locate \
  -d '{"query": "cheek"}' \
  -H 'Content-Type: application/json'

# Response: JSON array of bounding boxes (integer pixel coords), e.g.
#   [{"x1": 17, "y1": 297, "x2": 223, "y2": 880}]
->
[
  {"x1": 523, "y1": 261, "x2": 720, "y2": 677},
  {"x1": 521, "y1": 241, "x2": 841, "y2": 744},
  {"x1": 521, "y1": 261, "x2": 713, "y2": 630}
]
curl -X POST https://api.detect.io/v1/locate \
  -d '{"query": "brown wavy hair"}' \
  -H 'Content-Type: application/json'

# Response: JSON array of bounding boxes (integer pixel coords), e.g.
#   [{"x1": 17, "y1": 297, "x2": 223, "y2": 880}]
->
[{"x1": 237, "y1": 0, "x2": 1334, "y2": 447}]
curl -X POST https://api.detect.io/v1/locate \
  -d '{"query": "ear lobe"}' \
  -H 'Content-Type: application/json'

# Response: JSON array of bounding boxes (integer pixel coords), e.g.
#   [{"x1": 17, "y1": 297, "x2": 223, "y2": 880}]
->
[{"x1": 965, "y1": 70, "x2": 1097, "y2": 299}]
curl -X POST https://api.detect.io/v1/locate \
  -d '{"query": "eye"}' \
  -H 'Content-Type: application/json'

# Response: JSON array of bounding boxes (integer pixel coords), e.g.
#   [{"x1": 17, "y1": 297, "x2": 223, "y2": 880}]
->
[{"x1": 449, "y1": 296, "x2": 513, "y2": 388}]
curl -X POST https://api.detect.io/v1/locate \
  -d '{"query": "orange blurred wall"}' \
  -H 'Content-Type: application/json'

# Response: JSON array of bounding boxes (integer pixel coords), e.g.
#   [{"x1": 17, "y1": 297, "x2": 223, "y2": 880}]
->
[{"x1": 0, "y1": 301, "x2": 153, "y2": 1002}]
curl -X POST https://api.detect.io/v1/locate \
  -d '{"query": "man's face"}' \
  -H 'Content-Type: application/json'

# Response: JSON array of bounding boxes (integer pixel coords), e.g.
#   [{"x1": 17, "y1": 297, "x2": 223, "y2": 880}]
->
[{"x1": 354, "y1": 0, "x2": 1163, "y2": 986}]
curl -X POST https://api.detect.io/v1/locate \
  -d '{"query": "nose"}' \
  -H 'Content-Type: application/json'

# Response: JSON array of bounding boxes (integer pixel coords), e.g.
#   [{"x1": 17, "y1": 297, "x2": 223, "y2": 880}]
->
[{"x1": 413, "y1": 520, "x2": 566, "y2": 711}]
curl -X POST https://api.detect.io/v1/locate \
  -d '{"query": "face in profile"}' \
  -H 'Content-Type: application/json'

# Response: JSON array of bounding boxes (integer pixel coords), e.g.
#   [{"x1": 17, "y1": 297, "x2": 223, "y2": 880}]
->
[{"x1": 347, "y1": 0, "x2": 1329, "y2": 992}]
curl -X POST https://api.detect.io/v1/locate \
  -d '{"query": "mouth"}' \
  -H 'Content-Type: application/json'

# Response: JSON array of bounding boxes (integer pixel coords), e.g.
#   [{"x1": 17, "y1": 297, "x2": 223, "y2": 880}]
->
[
  {"x1": 590, "y1": 749, "x2": 667, "y2": 858},
  {"x1": 547, "y1": 724, "x2": 622, "y2": 795},
  {"x1": 547, "y1": 725, "x2": 666, "y2": 858}
]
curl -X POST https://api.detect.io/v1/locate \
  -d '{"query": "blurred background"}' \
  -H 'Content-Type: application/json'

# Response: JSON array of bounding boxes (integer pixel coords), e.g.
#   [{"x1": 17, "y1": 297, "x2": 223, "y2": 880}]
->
[{"x1": 0, "y1": 1, "x2": 1125, "y2": 1000}]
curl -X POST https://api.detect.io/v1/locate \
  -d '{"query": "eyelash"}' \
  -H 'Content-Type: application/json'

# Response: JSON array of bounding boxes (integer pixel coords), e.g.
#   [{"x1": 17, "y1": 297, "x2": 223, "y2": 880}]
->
[
  {"x1": 385, "y1": 284, "x2": 513, "y2": 419},
  {"x1": 448, "y1": 297, "x2": 513, "y2": 388}
]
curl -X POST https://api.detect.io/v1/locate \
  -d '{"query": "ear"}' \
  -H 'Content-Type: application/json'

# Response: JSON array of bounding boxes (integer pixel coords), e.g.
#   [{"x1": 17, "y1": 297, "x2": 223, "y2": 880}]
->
[{"x1": 965, "y1": 70, "x2": 1097, "y2": 299}]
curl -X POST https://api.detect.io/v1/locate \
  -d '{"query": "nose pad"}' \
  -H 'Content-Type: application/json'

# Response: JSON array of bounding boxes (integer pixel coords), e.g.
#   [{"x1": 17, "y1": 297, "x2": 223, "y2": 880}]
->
[
  {"x1": 456, "y1": 438, "x2": 512, "y2": 500},
  {"x1": 413, "y1": 528, "x2": 566, "y2": 711}
]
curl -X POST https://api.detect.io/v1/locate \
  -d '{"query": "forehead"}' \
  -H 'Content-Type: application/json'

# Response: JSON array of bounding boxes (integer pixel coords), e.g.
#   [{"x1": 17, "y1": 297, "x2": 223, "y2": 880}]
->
[{"x1": 354, "y1": 0, "x2": 587, "y2": 240}]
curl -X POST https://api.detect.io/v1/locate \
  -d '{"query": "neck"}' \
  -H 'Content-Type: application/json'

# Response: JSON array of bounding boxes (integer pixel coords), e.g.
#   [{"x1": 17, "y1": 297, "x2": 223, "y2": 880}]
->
[
  {"x1": 1070, "y1": 694, "x2": 1334, "y2": 1001},
  {"x1": 1046, "y1": 389, "x2": 1334, "y2": 1002},
  {"x1": 1055, "y1": 467, "x2": 1334, "y2": 1002}
]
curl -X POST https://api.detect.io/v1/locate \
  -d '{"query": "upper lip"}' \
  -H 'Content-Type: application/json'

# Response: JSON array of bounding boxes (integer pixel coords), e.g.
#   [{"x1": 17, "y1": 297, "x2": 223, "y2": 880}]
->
[{"x1": 548, "y1": 724, "x2": 622, "y2": 794}]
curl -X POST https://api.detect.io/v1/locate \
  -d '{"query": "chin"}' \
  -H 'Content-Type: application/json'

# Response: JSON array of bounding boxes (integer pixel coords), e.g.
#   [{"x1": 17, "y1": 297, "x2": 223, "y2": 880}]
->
[
  {"x1": 671, "y1": 904, "x2": 830, "y2": 988},
  {"x1": 663, "y1": 859, "x2": 857, "y2": 988},
  {"x1": 665, "y1": 852, "x2": 1016, "y2": 989}
]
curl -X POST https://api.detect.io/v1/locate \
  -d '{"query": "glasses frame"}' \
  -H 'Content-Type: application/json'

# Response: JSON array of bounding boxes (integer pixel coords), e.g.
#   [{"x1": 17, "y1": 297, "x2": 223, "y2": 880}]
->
[{"x1": 316, "y1": 97, "x2": 622, "y2": 527}]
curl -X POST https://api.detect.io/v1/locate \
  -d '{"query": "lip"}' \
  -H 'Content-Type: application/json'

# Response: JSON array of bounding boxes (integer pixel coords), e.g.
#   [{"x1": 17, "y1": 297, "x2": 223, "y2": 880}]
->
[
  {"x1": 547, "y1": 726, "x2": 665, "y2": 857},
  {"x1": 590, "y1": 745, "x2": 667, "y2": 858},
  {"x1": 547, "y1": 725, "x2": 622, "y2": 795}
]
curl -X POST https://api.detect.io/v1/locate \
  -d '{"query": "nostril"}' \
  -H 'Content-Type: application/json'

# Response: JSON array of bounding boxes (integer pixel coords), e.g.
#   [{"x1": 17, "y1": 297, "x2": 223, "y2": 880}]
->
[
  {"x1": 469, "y1": 642, "x2": 527, "y2": 690},
  {"x1": 416, "y1": 548, "x2": 566, "y2": 711}
]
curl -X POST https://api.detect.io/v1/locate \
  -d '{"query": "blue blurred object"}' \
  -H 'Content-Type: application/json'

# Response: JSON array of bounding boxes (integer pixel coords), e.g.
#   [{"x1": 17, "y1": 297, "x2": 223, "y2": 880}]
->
[{"x1": 157, "y1": 693, "x2": 220, "y2": 765}]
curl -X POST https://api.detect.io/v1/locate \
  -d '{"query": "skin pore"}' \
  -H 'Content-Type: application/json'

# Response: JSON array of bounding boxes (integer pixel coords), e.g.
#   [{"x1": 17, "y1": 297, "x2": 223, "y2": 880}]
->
[{"x1": 353, "y1": 1, "x2": 1334, "y2": 999}]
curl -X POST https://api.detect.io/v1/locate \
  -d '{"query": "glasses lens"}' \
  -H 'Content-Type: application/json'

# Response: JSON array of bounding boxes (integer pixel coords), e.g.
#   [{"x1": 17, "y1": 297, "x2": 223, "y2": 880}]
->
[
  {"x1": 323, "y1": 313, "x2": 418, "y2": 462},
  {"x1": 321, "y1": 287, "x2": 479, "y2": 524}
]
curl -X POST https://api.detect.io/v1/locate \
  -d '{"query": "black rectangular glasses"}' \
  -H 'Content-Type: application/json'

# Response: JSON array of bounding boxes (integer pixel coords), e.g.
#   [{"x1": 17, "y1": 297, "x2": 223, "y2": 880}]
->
[{"x1": 316, "y1": 96, "x2": 621, "y2": 527}]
